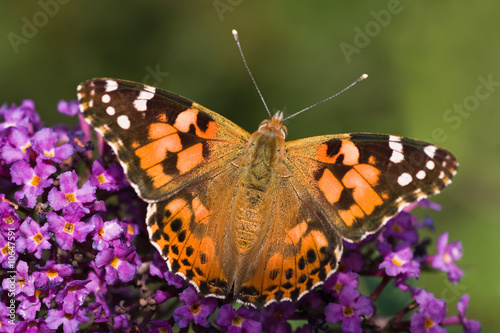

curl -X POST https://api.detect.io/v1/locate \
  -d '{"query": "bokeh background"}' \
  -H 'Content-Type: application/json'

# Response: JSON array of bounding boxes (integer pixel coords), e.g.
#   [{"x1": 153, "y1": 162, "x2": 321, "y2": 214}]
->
[{"x1": 1, "y1": 1, "x2": 498, "y2": 331}]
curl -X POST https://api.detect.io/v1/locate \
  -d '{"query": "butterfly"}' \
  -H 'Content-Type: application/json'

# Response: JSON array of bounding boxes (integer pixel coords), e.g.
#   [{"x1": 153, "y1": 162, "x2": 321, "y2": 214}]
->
[{"x1": 77, "y1": 78, "x2": 457, "y2": 308}]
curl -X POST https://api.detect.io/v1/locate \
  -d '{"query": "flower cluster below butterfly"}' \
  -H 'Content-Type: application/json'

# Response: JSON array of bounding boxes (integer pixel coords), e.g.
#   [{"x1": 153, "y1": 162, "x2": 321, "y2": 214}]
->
[{"x1": 77, "y1": 78, "x2": 457, "y2": 308}]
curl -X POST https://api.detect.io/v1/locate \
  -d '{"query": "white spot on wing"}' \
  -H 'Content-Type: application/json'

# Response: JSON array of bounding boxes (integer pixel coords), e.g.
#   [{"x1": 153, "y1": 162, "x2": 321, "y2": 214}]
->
[
  {"x1": 106, "y1": 106, "x2": 116, "y2": 116},
  {"x1": 133, "y1": 99, "x2": 148, "y2": 111},
  {"x1": 389, "y1": 136, "x2": 404, "y2": 163},
  {"x1": 424, "y1": 145, "x2": 437, "y2": 158},
  {"x1": 416, "y1": 170, "x2": 426, "y2": 179},
  {"x1": 105, "y1": 80, "x2": 119, "y2": 92},
  {"x1": 137, "y1": 89, "x2": 155, "y2": 100},
  {"x1": 426, "y1": 160, "x2": 435, "y2": 170},
  {"x1": 117, "y1": 115, "x2": 131, "y2": 129},
  {"x1": 102, "y1": 94, "x2": 111, "y2": 103},
  {"x1": 397, "y1": 173, "x2": 413, "y2": 186},
  {"x1": 78, "y1": 104, "x2": 85, "y2": 113}
]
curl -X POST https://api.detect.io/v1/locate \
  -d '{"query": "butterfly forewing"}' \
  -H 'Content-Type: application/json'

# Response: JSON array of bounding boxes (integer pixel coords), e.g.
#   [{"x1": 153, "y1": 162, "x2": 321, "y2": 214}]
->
[
  {"x1": 286, "y1": 134, "x2": 457, "y2": 242},
  {"x1": 77, "y1": 78, "x2": 249, "y2": 202}
]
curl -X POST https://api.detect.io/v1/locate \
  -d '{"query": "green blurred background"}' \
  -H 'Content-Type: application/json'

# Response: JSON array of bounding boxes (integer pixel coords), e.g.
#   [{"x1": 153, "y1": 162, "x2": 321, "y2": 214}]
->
[{"x1": 1, "y1": 1, "x2": 498, "y2": 331}]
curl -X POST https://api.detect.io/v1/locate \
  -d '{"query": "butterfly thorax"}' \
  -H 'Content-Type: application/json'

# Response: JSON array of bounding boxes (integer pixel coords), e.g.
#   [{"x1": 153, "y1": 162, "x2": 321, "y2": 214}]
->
[{"x1": 231, "y1": 112, "x2": 288, "y2": 252}]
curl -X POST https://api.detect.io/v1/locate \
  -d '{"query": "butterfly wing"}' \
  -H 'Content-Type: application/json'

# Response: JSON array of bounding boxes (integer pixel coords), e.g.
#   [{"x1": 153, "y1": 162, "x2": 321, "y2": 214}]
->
[
  {"x1": 78, "y1": 78, "x2": 250, "y2": 202},
  {"x1": 285, "y1": 133, "x2": 458, "y2": 241},
  {"x1": 78, "y1": 78, "x2": 251, "y2": 299},
  {"x1": 234, "y1": 176, "x2": 343, "y2": 307}
]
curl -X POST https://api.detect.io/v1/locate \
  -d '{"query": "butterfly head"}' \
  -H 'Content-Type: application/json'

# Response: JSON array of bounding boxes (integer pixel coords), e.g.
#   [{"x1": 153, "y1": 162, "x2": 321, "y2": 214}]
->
[{"x1": 257, "y1": 111, "x2": 287, "y2": 139}]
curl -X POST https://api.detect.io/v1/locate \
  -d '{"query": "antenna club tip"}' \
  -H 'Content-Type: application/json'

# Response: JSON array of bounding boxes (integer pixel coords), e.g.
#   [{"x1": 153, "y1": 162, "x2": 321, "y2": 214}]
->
[
  {"x1": 232, "y1": 29, "x2": 239, "y2": 40},
  {"x1": 361, "y1": 73, "x2": 368, "y2": 79}
]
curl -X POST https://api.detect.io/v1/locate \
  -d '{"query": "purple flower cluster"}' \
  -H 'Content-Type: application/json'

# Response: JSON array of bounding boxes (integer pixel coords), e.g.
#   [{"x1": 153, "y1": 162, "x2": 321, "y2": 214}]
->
[{"x1": 0, "y1": 99, "x2": 480, "y2": 332}]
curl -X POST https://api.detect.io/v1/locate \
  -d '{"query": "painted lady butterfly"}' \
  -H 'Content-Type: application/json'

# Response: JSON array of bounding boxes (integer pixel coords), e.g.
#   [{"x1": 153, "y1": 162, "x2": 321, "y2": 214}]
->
[{"x1": 77, "y1": 61, "x2": 457, "y2": 310}]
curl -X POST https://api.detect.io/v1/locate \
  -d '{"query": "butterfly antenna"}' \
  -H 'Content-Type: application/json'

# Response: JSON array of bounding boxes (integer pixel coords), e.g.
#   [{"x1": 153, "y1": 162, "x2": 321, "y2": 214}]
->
[
  {"x1": 283, "y1": 74, "x2": 368, "y2": 121},
  {"x1": 232, "y1": 29, "x2": 272, "y2": 117}
]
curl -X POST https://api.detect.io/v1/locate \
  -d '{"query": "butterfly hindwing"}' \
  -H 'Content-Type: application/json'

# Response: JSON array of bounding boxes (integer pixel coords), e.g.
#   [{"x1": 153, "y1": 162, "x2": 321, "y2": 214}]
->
[
  {"x1": 77, "y1": 78, "x2": 249, "y2": 202},
  {"x1": 286, "y1": 133, "x2": 458, "y2": 242}
]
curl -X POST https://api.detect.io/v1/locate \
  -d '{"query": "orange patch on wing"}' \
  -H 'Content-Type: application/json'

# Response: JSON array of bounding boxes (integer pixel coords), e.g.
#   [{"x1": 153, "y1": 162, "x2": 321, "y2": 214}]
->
[
  {"x1": 368, "y1": 155, "x2": 376, "y2": 164},
  {"x1": 165, "y1": 198, "x2": 191, "y2": 226},
  {"x1": 148, "y1": 123, "x2": 177, "y2": 140},
  {"x1": 177, "y1": 143, "x2": 204, "y2": 174},
  {"x1": 310, "y1": 230, "x2": 328, "y2": 250},
  {"x1": 354, "y1": 164, "x2": 380, "y2": 185},
  {"x1": 174, "y1": 109, "x2": 217, "y2": 139},
  {"x1": 342, "y1": 169, "x2": 383, "y2": 215},
  {"x1": 192, "y1": 197, "x2": 210, "y2": 224},
  {"x1": 286, "y1": 221, "x2": 308, "y2": 245},
  {"x1": 263, "y1": 253, "x2": 283, "y2": 292},
  {"x1": 135, "y1": 134, "x2": 182, "y2": 169},
  {"x1": 338, "y1": 205, "x2": 364, "y2": 227},
  {"x1": 317, "y1": 140, "x2": 359, "y2": 165},
  {"x1": 318, "y1": 169, "x2": 343, "y2": 204},
  {"x1": 146, "y1": 164, "x2": 172, "y2": 188}
]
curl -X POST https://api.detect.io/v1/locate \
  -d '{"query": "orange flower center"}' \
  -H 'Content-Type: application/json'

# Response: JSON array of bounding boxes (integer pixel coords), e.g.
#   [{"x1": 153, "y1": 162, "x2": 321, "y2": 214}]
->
[
  {"x1": 65, "y1": 193, "x2": 76, "y2": 203},
  {"x1": 33, "y1": 233, "x2": 44, "y2": 244},
  {"x1": 29, "y1": 175, "x2": 41, "y2": 187},
  {"x1": 64, "y1": 222, "x2": 74, "y2": 234},
  {"x1": 392, "y1": 256, "x2": 404, "y2": 266},
  {"x1": 47, "y1": 269, "x2": 59, "y2": 279},
  {"x1": 190, "y1": 303, "x2": 201, "y2": 315},
  {"x1": 424, "y1": 316, "x2": 435, "y2": 330},
  {"x1": 343, "y1": 306, "x2": 354, "y2": 317},
  {"x1": 110, "y1": 256, "x2": 121, "y2": 268},
  {"x1": 232, "y1": 315, "x2": 243, "y2": 326},
  {"x1": 97, "y1": 174, "x2": 107, "y2": 184}
]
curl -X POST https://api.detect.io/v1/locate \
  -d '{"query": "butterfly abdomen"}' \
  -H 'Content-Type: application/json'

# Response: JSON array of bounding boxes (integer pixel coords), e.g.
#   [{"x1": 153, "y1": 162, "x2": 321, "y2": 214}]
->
[{"x1": 231, "y1": 117, "x2": 287, "y2": 252}]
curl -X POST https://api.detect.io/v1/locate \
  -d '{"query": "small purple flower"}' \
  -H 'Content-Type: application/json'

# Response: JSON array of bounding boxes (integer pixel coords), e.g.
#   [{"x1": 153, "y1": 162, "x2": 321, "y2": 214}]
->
[
  {"x1": 13, "y1": 317, "x2": 52, "y2": 333},
  {"x1": 89, "y1": 159, "x2": 126, "y2": 191},
  {"x1": 410, "y1": 290, "x2": 446, "y2": 333},
  {"x1": 90, "y1": 215, "x2": 123, "y2": 250},
  {"x1": 94, "y1": 243, "x2": 140, "y2": 284},
  {"x1": 46, "y1": 306, "x2": 90, "y2": 333},
  {"x1": 58, "y1": 100, "x2": 80, "y2": 117},
  {"x1": 10, "y1": 160, "x2": 56, "y2": 208},
  {"x1": 0, "y1": 200, "x2": 20, "y2": 235},
  {"x1": 379, "y1": 243, "x2": 420, "y2": 277},
  {"x1": 217, "y1": 303, "x2": 263, "y2": 333},
  {"x1": 150, "y1": 251, "x2": 186, "y2": 288},
  {"x1": 380, "y1": 212, "x2": 419, "y2": 245},
  {"x1": 1, "y1": 260, "x2": 35, "y2": 297},
  {"x1": 0, "y1": 127, "x2": 31, "y2": 163},
  {"x1": 55, "y1": 280, "x2": 91, "y2": 315},
  {"x1": 48, "y1": 170, "x2": 96, "y2": 212},
  {"x1": 172, "y1": 286, "x2": 218, "y2": 328},
  {"x1": 0, "y1": 234, "x2": 17, "y2": 268},
  {"x1": 324, "y1": 271, "x2": 359, "y2": 296},
  {"x1": 148, "y1": 320, "x2": 173, "y2": 333},
  {"x1": 47, "y1": 205, "x2": 95, "y2": 250},
  {"x1": 31, "y1": 128, "x2": 73, "y2": 163},
  {"x1": 325, "y1": 286, "x2": 374, "y2": 333},
  {"x1": 0, "y1": 302, "x2": 16, "y2": 333},
  {"x1": 430, "y1": 232, "x2": 463, "y2": 283},
  {"x1": 261, "y1": 301, "x2": 296, "y2": 332},
  {"x1": 456, "y1": 295, "x2": 481, "y2": 333},
  {"x1": 341, "y1": 251, "x2": 364, "y2": 272},
  {"x1": 19, "y1": 217, "x2": 52, "y2": 259},
  {"x1": 113, "y1": 314, "x2": 129, "y2": 330},
  {"x1": 34, "y1": 260, "x2": 74, "y2": 289},
  {"x1": 0, "y1": 99, "x2": 41, "y2": 133},
  {"x1": 17, "y1": 290, "x2": 42, "y2": 321}
]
